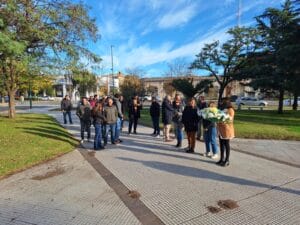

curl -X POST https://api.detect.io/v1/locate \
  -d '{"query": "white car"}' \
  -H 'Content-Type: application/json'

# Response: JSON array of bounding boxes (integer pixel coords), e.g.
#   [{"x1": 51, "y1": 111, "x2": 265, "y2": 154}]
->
[
  {"x1": 283, "y1": 97, "x2": 300, "y2": 106},
  {"x1": 236, "y1": 97, "x2": 268, "y2": 107},
  {"x1": 38, "y1": 96, "x2": 55, "y2": 101}
]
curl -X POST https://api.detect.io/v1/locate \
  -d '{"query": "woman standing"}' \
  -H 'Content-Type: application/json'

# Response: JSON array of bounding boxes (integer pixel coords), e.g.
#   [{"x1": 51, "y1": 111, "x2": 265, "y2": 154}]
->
[
  {"x1": 203, "y1": 102, "x2": 219, "y2": 159},
  {"x1": 92, "y1": 101, "x2": 106, "y2": 150},
  {"x1": 182, "y1": 98, "x2": 199, "y2": 153},
  {"x1": 217, "y1": 98, "x2": 235, "y2": 167}
]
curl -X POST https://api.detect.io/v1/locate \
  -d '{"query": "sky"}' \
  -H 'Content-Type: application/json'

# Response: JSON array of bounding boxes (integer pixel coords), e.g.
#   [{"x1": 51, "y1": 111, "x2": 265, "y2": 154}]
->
[{"x1": 82, "y1": 0, "x2": 282, "y2": 77}]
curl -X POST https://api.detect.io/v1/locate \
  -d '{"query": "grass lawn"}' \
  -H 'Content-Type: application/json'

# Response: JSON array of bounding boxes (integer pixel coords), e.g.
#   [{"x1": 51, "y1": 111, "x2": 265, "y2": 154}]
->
[
  {"x1": 139, "y1": 108, "x2": 300, "y2": 140},
  {"x1": 0, "y1": 114, "x2": 78, "y2": 178}
]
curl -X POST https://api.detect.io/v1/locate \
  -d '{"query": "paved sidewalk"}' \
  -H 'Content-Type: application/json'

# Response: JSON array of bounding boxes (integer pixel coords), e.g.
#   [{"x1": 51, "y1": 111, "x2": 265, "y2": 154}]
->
[{"x1": 0, "y1": 108, "x2": 300, "y2": 224}]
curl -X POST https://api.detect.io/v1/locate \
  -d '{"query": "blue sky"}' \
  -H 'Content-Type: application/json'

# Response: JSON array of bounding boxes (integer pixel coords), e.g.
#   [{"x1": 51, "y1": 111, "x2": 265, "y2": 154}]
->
[{"x1": 82, "y1": 0, "x2": 282, "y2": 77}]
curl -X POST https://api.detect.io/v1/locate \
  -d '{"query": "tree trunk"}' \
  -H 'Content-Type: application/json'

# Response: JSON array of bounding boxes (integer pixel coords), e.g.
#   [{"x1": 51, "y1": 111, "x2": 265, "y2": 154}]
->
[
  {"x1": 218, "y1": 86, "x2": 225, "y2": 107},
  {"x1": 8, "y1": 90, "x2": 16, "y2": 118},
  {"x1": 277, "y1": 88, "x2": 284, "y2": 114},
  {"x1": 292, "y1": 91, "x2": 298, "y2": 111}
]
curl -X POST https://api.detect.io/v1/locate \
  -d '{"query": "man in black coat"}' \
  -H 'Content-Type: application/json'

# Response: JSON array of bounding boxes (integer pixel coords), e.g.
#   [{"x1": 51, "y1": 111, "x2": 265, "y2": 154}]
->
[
  {"x1": 162, "y1": 95, "x2": 174, "y2": 142},
  {"x1": 61, "y1": 95, "x2": 73, "y2": 124},
  {"x1": 150, "y1": 96, "x2": 160, "y2": 137}
]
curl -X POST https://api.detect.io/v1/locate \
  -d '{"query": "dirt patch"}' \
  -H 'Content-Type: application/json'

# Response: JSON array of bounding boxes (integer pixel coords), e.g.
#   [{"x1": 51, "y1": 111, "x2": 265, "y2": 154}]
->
[
  {"x1": 207, "y1": 206, "x2": 222, "y2": 213},
  {"x1": 31, "y1": 167, "x2": 65, "y2": 180},
  {"x1": 127, "y1": 190, "x2": 141, "y2": 199},
  {"x1": 88, "y1": 151, "x2": 96, "y2": 157},
  {"x1": 217, "y1": 199, "x2": 239, "y2": 210}
]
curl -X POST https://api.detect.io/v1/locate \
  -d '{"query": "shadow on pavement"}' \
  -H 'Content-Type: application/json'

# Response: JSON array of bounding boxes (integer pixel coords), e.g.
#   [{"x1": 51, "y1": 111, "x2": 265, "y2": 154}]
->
[{"x1": 117, "y1": 157, "x2": 300, "y2": 196}]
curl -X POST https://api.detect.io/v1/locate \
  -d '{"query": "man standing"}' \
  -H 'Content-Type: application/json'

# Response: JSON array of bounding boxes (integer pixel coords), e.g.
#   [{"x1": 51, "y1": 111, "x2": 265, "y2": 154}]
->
[
  {"x1": 150, "y1": 96, "x2": 160, "y2": 137},
  {"x1": 114, "y1": 93, "x2": 123, "y2": 144},
  {"x1": 196, "y1": 96, "x2": 207, "y2": 141},
  {"x1": 103, "y1": 97, "x2": 118, "y2": 145},
  {"x1": 76, "y1": 97, "x2": 91, "y2": 143},
  {"x1": 162, "y1": 95, "x2": 174, "y2": 142},
  {"x1": 128, "y1": 94, "x2": 142, "y2": 135},
  {"x1": 61, "y1": 95, "x2": 73, "y2": 124}
]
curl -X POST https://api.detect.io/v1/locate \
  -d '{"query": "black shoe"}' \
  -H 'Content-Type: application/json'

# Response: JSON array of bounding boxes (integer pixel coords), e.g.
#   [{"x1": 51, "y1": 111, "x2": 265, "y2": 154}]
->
[
  {"x1": 175, "y1": 142, "x2": 182, "y2": 148},
  {"x1": 133, "y1": 131, "x2": 137, "y2": 134},
  {"x1": 118, "y1": 139, "x2": 123, "y2": 143},
  {"x1": 186, "y1": 149, "x2": 194, "y2": 153},
  {"x1": 220, "y1": 161, "x2": 229, "y2": 167},
  {"x1": 216, "y1": 160, "x2": 224, "y2": 165}
]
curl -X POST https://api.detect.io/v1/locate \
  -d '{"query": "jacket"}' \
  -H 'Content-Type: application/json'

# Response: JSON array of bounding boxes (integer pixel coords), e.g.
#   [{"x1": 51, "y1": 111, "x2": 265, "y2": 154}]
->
[
  {"x1": 172, "y1": 101, "x2": 184, "y2": 124},
  {"x1": 61, "y1": 99, "x2": 72, "y2": 111},
  {"x1": 182, "y1": 106, "x2": 199, "y2": 132},
  {"x1": 150, "y1": 102, "x2": 160, "y2": 118},
  {"x1": 93, "y1": 110, "x2": 106, "y2": 125},
  {"x1": 114, "y1": 98, "x2": 123, "y2": 118},
  {"x1": 128, "y1": 99, "x2": 141, "y2": 119},
  {"x1": 217, "y1": 107, "x2": 235, "y2": 139},
  {"x1": 76, "y1": 104, "x2": 91, "y2": 122},
  {"x1": 104, "y1": 105, "x2": 118, "y2": 124},
  {"x1": 162, "y1": 99, "x2": 174, "y2": 125}
]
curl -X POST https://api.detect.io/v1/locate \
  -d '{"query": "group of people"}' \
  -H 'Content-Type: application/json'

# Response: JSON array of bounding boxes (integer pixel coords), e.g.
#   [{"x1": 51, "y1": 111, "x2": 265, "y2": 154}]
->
[
  {"x1": 61, "y1": 93, "x2": 234, "y2": 166},
  {"x1": 60, "y1": 93, "x2": 143, "y2": 151},
  {"x1": 150, "y1": 95, "x2": 235, "y2": 167}
]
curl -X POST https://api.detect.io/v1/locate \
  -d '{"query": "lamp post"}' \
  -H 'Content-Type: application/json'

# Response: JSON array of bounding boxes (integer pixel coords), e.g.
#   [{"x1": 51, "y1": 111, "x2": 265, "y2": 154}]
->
[
  {"x1": 29, "y1": 79, "x2": 32, "y2": 109},
  {"x1": 111, "y1": 45, "x2": 114, "y2": 95}
]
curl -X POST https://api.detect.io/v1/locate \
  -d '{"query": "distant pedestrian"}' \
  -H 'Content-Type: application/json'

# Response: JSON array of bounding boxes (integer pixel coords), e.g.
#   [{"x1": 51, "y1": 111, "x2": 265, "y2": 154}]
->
[
  {"x1": 182, "y1": 98, "x2": 199, "y2": 153},
  {"x1": 150, "y1": 96, "x2": 160, "y2": 137},
  {"x1": 103, "y1": 97, "x2": 118, "y2": 145},
  {"x1": 128, "y1": 94, "x2": 142, "y2": 135},
  {"x1": 162, "y1": 95, "x2": 174, "y2": 142},
  {"x1": 119, "y1": 95, "x2": 125, "y2": 130},
  {"x1": 20, "y1": 95, "x2": 24, "y2": 104},
  {"x1": 61, "y1": 95, "x2": 73, "y2": 124},
  {"x1": 92, "y1": 100, "x2": 106, "y2": 150},
  {"x1": 76, "y1": 97, "x2": 92, "y2": 143},
  {"x1": 114, "y1": 93, "x2": 123, "y2": 143},
  {"x1": 172, "y1": 94, "x2": 184, "y2": 147},
  {"x1": 217, "y1": 98, "x2": 235, "y2": 167},
  {"x1": 196, "y1": 96, "x2": 207, "y2": 141},
  {"x1": 203, "y1": 102, "x2": 219, "y2": 159}
]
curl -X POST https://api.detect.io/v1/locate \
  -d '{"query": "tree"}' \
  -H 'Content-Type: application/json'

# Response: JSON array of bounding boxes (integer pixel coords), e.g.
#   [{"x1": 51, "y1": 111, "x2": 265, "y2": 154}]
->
[
  {"x1": 120, "y1": 75, "x2": 144, "y2": 102},
  {"x1": 191, "y1": 27, "x2": 258, "y2": 105},
  {"x1": 0, "y1": 0, "x2": 100, "y2": 118},
  {"x1": 172, "y1": 78, "x2": 213, "y2": 98},
  {"x1": 164, "y1": 58, "x2": 192, "y2": 77},
  {"x1": 244, "y1": 0, "x2": 300, "y2": 113}
]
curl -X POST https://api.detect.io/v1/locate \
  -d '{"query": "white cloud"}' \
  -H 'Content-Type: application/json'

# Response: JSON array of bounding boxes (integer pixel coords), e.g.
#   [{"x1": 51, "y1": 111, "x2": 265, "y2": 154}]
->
[
  {"x1": 113, "y1": 27, "x2": 230, "y2": 70},
  {"x1": 158, "y1": 4, "x2": 198, "y2": 29}
]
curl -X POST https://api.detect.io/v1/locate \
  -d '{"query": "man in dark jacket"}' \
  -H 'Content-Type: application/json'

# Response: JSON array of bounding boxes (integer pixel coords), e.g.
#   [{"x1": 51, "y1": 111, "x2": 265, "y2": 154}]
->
[
  {"x1": 162, "y1": 95, "x2": 174, "y2": 142},
  {"x1": 76, "y1": 97, "x2": 91, "y2": 143},
  {"x1": 61, "y1": 95, "x2": 73, "y2": 124},
  {"x1": 172, "y1": 94, "x2": 184, "y2": 147},
  {"x1": 128, "y1": 94, "x2": 142, "y2": 134},
  {"x1": 150, "y1": 96, "x2": 160, "y2": 137}
]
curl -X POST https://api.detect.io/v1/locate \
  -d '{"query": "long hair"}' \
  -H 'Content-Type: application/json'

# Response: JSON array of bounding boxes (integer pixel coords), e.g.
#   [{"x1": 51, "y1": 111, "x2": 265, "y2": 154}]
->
[
  {"x1": 92, "y1": 100, "x2": 103, "y2": 117},
  {"x1": 221, "y1": 97, "x2": 233, "y2": 109}
]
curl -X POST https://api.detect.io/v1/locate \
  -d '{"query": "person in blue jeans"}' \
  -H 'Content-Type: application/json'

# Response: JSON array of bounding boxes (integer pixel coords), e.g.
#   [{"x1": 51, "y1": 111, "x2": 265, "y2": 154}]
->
[
  {"x1": 150, "y1": 96, "x2": 160, "y2": 137},
  {"x1": 103, "y1": 97, "x2": 118, "y2": 145},
  {"x1": 114, "y1": 94, "x2": 123, "y2": 144},
  {"x1": 172, "y1": 94, "x2": 184, "y2": 147},
  {"x1": 92, "y1": 101, "x2": 106, "y2": 150},
  {"x1": 203, "y1": 102, "x2": 219, "y2": 159}
]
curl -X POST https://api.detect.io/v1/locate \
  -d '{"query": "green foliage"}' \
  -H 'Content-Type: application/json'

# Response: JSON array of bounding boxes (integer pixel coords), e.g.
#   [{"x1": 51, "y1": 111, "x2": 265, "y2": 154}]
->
[
  {"x1": 191, "y1": 27, "x2": 258, "y2": 104},
  {"x1": 172, "y1": 78, "x2": 212, "y2": 98},
  {"x1": 244, "y1": 0, "x2": 300, "y2": 113},
  {"x1": 0, "y1": 0, "x2": 100, "y2": 117}
]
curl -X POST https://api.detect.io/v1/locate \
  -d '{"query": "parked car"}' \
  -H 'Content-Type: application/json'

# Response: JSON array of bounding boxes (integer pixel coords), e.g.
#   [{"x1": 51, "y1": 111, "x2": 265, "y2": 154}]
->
[
  {"x1": 283, "y1": 97, "x2": 300, "y2": 106},
  {"x1": 38, "y1": 96, "x2": 55, "y2": 101},
  {"x1": 142, "y1": 96, "x2": 152, "y2": 101},
  {"x1": 236, "y1": 97, "x2": 268, "y2": 106},
  {"x1": 0, "y1": 96, "x2": 9, "y2": 103}
]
